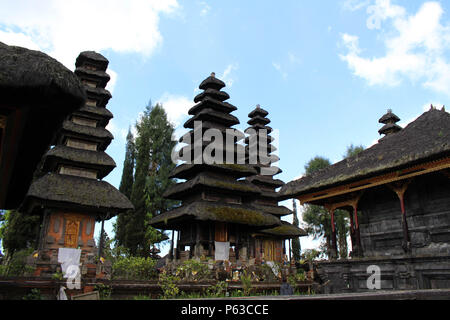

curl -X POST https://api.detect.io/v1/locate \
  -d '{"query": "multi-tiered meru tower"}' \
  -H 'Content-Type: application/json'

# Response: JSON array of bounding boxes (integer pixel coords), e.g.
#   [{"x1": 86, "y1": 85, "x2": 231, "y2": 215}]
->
[
  {"x1": 22, "y1": 51, "x2": 133, "y2": 276},
  {"x1": 244, "y1": 105, "x2": 306, "y2": 262},
  {"x1": 149, "y1": 73, "x2": 282, "y2": 263}
]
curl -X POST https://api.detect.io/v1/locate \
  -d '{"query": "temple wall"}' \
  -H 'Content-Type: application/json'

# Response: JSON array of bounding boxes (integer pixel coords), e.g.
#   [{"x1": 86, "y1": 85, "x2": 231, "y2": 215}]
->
[
  {"x1": 359, "y1": 172, "x2": 450, "y2": 257},
  {"x1": 316, "y1": 255, "x2": 450, "y2": 294}
]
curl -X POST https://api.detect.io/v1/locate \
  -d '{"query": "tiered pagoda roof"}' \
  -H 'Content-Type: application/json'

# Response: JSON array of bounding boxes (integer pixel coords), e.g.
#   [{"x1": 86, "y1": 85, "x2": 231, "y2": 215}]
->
[
  {"x1": 378, "y1": 109, "x2": 402, "y2": 140},
  {"x1": 149, "y1": 73, "x2": 281, "y2": 230},
  {"x1": 245, "y1": 105, "x2": 306, "y2": 238},
  {"x1": 22, "y1": 51, "x2": 133, "y2": 218}
]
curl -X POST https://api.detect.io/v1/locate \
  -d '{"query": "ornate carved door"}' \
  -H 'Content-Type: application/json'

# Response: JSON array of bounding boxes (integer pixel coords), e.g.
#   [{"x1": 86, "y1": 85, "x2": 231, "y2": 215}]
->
[{"x1": 64, "y1": 219, "x2": 80, "y2": 248}]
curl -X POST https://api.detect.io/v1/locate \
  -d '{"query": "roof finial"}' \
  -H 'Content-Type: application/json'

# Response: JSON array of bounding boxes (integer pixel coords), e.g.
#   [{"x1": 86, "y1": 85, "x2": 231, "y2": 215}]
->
[
  {"x1": 430, "y1": 104, "x2": 434, "y2": 110},
  {"x1": 256, "y1": 104, "x2": 260, "y2": 109},
  {"x1": 387, "y1": 108, "x2": 392, "y2": 113},
  {"x1": 443, "y1": 105, "x2": 446, "y2": 112},
  {"x1": 210, "y1": 72, "x2": 215, "y2": 78}
]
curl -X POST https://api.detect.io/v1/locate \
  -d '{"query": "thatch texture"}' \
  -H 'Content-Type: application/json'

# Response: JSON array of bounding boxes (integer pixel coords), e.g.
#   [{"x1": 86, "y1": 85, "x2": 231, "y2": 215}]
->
[
  {"x1": 184, "y1": 108, "x2": 240, "y2": 128},
  {"x1": 149, "y1": 201, "x2": 282, "y2": 229},
  {"x1": 62, "y1": 120, "x2": 113, "y2": 140},
  {"x1": 164, "y1": 172, "x2": 261, "y2": 199},
  {"x1": 281, "y1": 108, "x2": 450, "y2": 198},
  {"x1": 75, "y1": 51, "x2": 109, "y2": 70},
  {"x1": 259, "y1": 221, "x2": 307, "y2": 238},
  {"x1": 0, "y1": 42, "x2": 86, "y2": 109},
  {"x1": 25, "y1": 173, "x2": 134, "y2": 214},
  {"x1": 43, "y1": 145, "x2": 116, "y2": 178},
  {"x1": 169, "y1": 163, "x2": 257, "y2": 180},
  {"x1": 189, "y1": 97, "x2": 237, "y2": 115}
]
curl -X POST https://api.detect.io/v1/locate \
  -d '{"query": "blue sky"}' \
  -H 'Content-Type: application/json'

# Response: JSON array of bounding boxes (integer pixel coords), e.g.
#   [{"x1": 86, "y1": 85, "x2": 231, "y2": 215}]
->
[{"x1": 1, "y1": 0, "x2": 449, "y2": 254}]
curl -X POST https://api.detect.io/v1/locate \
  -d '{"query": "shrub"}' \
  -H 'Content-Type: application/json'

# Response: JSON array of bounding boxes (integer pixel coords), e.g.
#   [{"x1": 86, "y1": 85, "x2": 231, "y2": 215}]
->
[
  {"x1": 158, "y1": 270, "x2": 180, "y2": 299},
  {"x1": 176, "y1": 259, "x2": 211, "y2": 281},
  {"x1": 205, "y1": 281, "x2": 228, "y2": 298},
  {"x1": 112, "y1": 256, "x2": 157, "y2": 280},
  {"x1": 240, "y1": 270, "x2": 253, "y2": 296},
  {"x1": 2, "y1": 248, "x2": 34, "y2": 276}
]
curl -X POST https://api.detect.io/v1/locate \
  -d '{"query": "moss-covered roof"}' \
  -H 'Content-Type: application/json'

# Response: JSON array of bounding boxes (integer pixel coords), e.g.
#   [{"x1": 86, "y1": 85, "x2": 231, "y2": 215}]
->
[
  {"x1": 164, "y1": 172, "x2": 261, "y2": 199},
  {"x1": 42, "y1": 145, "x2": 116, "y2": 178},
  {"x1": 0, "y1": 41, "x2": 86, "y2": 109},
  {"x1": 251, "y1": 204, "x2": 292, "y2": 216},
  {"x1": 24, "y1": 173, "x2": 134, "y2": 215},
  {"x1": 149, "y1": 201, "x2": 282, "y2": 229},
  {"x1": 169, "y1": 163, "x2": 257, "y2": 180},
  {"x1": 259, "y1": 221, "x2": 307, "y2": 238},
  {"x1": 280, "y1": 108, "x2": 450, "y2": 199}
]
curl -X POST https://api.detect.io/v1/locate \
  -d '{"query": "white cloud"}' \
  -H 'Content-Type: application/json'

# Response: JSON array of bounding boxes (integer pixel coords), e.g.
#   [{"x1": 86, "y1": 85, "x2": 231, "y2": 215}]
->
[
  {"x1": 156, "y1": 93, "x2": 191, "y2": 127},
  {"x1": 272, "y1": 62, "x2": 288, "y2": 79},
  {"x1": 106, "y1": 119, "x2": 128, "y2": 141},
  {"x1": 219, "y1": 63, "x2": 239, "y2": 87},
  {"x1": 340, "y1": 1, "x2": 450, "y2": 96},
  {"x1": 366, "y1": 0, "x2": 405, "y2": 29},
  {"x1": 0, "y1": 0, "x2": 179, "y2": 69},
  {"x1": 342, "y1": 0, "x2": 371, "y2": 12},
  {"x1": 198, "y1": 1, "x2": 211, "y2": 17}
]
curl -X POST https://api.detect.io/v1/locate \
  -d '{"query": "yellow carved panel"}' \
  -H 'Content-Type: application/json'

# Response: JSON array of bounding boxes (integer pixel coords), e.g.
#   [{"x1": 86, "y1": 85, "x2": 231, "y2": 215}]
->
[{"x1": 64, "y1": 219, "x2": 80, "y2": 248}]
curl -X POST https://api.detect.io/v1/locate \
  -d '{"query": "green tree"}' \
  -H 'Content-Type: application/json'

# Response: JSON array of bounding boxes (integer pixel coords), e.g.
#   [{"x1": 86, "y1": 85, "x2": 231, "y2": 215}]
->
[
  {"x1": 344, "y1": 144, "x2": 364, "y2": 158},
  {"x1": 291, "y1": 199, "x2": 301, "y2": 262},
  {"x1": 301, "y1": 156, "x2": 333, "y2": 257},
  {"x1": 117, "y1": 102, "x2": 178, "y2": 256},
  {"x1": 0, "y1": 210, "x2": 40, "y2": 259},
  {"x1": 115, "y1": 128, "x2": 135, "y2": 247}
]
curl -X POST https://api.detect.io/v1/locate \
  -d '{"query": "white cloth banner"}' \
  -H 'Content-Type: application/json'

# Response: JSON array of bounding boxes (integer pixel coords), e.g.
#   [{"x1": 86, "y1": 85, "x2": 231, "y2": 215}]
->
[
  {"x1": 57, "y1": 248, "x2": 81, "y2": 277},
  {"x1": 266, "y1": 261, "x2": 279, "y2": 276},
  {"x1": 214, "y1": 241, "x2": 230, "y2": 261}
]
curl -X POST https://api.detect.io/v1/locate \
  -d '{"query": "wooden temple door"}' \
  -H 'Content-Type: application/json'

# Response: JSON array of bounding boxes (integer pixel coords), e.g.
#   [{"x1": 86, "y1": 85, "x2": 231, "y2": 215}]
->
[
  {"x1": 64, "y1": 219, "x2": 80, "y2": 248},
  {"x1": 215, "y1": 222, "x2": 228, "y2": 242},
  {"x1": 263, "y1": 240, "x2": 276, "y2": 261}
]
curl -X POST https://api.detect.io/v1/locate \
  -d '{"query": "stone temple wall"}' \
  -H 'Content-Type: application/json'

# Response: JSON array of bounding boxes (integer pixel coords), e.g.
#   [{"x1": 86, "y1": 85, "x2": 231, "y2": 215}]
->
[{"x1": 358, "y1": 172, "x2": 450, "y2": 258}]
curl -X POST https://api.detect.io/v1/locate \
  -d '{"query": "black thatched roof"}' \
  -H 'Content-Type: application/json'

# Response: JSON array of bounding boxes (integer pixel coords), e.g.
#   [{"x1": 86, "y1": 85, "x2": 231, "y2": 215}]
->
[
  {"x1": 259, "y1": 221, "x2": 307, "y2": 238},
  {"x1": 42, "y1": 145, "x2": 116, "y2": 179},
  {"x1": 184, "y1": 108, "x2": 240, "y2": 129},
  {"x1": 248, "y1": 105, "x2": 268, "y2": 117},
  {"x1": 194, "y1": 88, "x2": 230, "y2": 103},
  {"x1": 75, "y1": 67, "x2": 110, "y2": 87},
  {"x1": 280, "y1": 108, "x2": 450, "y2": 199},
  {"x1": 24, "y1": 173, "x2": 133, "y2": 216},
  {"x1": 0, "y1": 42, "x2": 86, "y2": 209},
  {"x1": 149, "y1": 201, "x2": 282, "y2": 230},
  {"x1": 61, "y1": 120, "x2": 113, "y2": 140},
  {"x1": 199, "y1": 74, "x2": 226, "y2": 90},
  {"x1": 169, "y1": 163, "x2": 257, "y2": 180},
  {"x1": 75, "y1": 51, "x2": 109, "y2": 70},
  {"x1": 164, "y1": 172, "x2": 261, "y2": 200},
  {"x1": 0, "y1": 42, "x2": 86, "y2": 109},
  {"x1": 188, "y1": 97, "x2": 237, "y2": 115}
]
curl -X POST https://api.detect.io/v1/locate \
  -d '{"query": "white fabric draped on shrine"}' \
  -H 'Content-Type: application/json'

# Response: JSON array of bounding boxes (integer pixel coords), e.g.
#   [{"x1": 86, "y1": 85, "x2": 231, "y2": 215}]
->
[
  {"x1": 57, "y1": 248, "x2": 81, "y2": 277},
  {"x1": 214, "y1": 241, "x2": 230, "y2": 261}
]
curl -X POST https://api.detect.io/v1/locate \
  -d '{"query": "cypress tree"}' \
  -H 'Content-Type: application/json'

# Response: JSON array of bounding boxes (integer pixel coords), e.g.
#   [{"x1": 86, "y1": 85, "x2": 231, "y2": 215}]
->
[
  {"x1": 116, "y1": 102, "x2": 178, "y2": 256},
  {"x1": 291, "y1": 199, "x2": 302, "y2": 262},
  {"x1": 115, "y1": 128, "x2": 136, "y2": 248}
]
